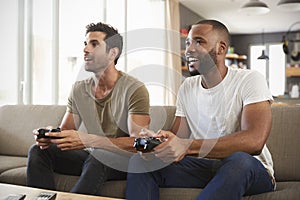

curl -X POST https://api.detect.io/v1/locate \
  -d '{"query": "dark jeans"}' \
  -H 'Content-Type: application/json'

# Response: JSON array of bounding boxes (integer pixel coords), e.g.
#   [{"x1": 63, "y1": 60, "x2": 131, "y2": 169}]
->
[
  {"x1": 126, "y1": 152, "x2": 274, "y2": 200},
  {"x1": 26, "y1": 144, "x2": 127, "y2": 195}
]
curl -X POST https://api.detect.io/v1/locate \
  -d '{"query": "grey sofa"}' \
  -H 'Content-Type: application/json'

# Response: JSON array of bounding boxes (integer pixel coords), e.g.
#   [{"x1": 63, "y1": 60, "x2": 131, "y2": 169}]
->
[{"x1": 0, "y1": 104, "x2": 299, "y2": 199}]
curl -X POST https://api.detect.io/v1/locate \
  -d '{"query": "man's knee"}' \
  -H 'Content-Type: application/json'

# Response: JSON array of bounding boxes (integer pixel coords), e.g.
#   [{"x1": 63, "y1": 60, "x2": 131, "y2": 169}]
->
[
  {"x1": 84, "y1": 154, "x2": 109, "y2": 172},
  {"x1": 28, "y1": 144, "x2": 61, "y2": 163},
  {"x1": 224, "y1": 152, "x2": 258, "y2": 170},
  {"x1": 28, "y1": 144, "x2": 39, "y2": 154},
  {"x1": 28, "y1": 144, "x2": 43, "y2": 161},
  {"x1": 127, "y1": 153, "x2": 169, "y2": 173}
]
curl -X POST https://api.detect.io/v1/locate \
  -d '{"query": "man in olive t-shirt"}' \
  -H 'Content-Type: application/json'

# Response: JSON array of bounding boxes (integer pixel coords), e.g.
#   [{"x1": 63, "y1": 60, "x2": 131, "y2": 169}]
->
[{"x1": 27, "y1": 22, "x2": 150, "y2": 195}]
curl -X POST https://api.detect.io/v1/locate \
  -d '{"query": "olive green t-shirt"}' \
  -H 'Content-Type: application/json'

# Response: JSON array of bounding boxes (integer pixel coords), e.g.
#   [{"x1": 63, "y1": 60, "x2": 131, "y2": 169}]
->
[{"x1": 67, "y1": 71, "x2": 150, "y2": 138}]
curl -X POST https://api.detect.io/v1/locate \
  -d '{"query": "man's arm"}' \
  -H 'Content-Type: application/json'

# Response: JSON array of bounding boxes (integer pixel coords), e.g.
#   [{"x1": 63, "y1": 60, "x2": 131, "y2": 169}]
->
[
  {"x1": 188, "y1": 101, "x2": 272, "y2": 158},
  {"x1": 60, "y1": 111, "x2": 81, "y2": 130},
  {"x1": 48, "y1": 113, "x2": 150, "y2": 152},
  {"x1": 171, "y1": 116, "x2": 191, "y2": 138},
  {"x1": 155, "y1": 101, "x2": 272, "y2": 161},
  {"x1": 106, "y1": 83, "x2": 151, "y2": 151},
  {"x1": 106, "y1": 113, "x2": 150, "y2": 152},
  {"x1": 127, "y1": 114, "x2": 151, "y2": 137}
]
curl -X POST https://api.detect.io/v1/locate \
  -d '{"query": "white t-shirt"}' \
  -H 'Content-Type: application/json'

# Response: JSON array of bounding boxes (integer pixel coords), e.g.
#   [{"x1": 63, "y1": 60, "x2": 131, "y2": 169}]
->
[{"x1": 176, "y1": 67, "x2": 274, "y2": 177}]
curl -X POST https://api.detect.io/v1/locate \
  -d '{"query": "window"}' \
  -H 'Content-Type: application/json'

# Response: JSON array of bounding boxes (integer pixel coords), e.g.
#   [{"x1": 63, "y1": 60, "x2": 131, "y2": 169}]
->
[
  {"x1": 126, "y1": 0, "x2": 166, "y2": 105},
  {"x1": 250, "y1": 46, "x2": 267, "y2": 78},
  {"x1": 1, "y1": 0, "x2": 170, "y2": 105},
  {"x1": 0, "y1": 0, "x2": 19, "y2": 105},
  {"x1": 31, "y1": 0, "x2": 53, "y2": 104},
  {"x1": 250, "y1": 44, "x2": 285, "y2": 96},
  {"x1": 269, "y1": 44, "x2": 285, "y2": 96},
  {"x1": 58, "y1": 0, "x2": 105, "y2": 104}
]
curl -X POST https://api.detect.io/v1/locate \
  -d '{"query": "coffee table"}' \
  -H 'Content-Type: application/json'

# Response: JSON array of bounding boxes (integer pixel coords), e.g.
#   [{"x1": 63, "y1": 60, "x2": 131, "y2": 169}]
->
[{"x1": 0, "y1": 183, "x2": 124, "y2": 200}]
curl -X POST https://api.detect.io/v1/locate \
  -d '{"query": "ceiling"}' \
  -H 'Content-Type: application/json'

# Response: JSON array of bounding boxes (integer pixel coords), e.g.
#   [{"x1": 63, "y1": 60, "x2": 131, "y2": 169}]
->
[{"x1": 179, "y1": 0, "x2": 300, "y2": 34}]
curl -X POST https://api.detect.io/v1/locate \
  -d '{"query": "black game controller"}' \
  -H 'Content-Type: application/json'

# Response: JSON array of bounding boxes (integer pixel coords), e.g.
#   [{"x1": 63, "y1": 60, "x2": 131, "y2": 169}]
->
[
  {"x1": 37, "y1": 127, "x2": 61, "y2": 139},
  {"x1": 133, "y1": 137, "x2": 162, "y2": 152}
]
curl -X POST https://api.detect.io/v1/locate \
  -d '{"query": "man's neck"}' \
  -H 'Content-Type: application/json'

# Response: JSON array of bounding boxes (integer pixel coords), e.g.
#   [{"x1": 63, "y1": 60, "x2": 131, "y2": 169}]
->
[
  {"x1": 93, "y1": 65, "x2": 120, "y2": 99},
  {"x1": 201, "y1": 64, "x2": 228, "y2": 89}
]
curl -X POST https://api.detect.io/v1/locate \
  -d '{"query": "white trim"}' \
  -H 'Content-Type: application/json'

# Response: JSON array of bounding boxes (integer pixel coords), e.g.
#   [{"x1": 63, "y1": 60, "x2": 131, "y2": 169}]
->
[
  {"x1": 24, "y1": 0, "x2": 33, "y2": 104},
  {"x1": 52, "y1": 0, "x2": 59, "y2": 104},
  {"x1": 124, "y1": 0, "x2": 128, "y2": 72},
  {"x1": 18, "y1": 0, "x2": 25, "y2": 104}
]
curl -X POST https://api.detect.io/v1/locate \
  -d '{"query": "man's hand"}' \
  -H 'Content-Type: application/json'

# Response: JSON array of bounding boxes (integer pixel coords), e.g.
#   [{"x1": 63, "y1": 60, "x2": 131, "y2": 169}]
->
[
  {"x1": 35, "y1": 137, "x2": 52, "y2": 150},
  {"x1": 154, "y1": 130, "x2": 192, "y2": 163},
  {"x1": 47, "y1": 130, "x2": 89, "y2": 151},
  {"x1": 33, "y1": 127, "x2": 53, "y2": 149},
  {"x1": 138, "y1": 128, "x2": 157, "y2": 138}
]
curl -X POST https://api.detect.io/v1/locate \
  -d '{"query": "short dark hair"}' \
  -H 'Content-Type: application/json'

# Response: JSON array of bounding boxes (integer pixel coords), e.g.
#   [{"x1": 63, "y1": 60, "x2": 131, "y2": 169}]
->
[
  {"x1": 86, "y1": 22, "x2": 123, "y2": 65},
  {"x1": 194, "y1": 19, "x2": 230, "y2": 45}
]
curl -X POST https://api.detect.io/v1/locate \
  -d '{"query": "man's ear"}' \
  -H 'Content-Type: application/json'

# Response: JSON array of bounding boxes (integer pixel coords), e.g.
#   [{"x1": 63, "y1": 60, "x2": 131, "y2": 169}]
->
[
  {"x1": 217, "y1": 41, "x2": 227, "y2": 55},
  {"x1": 109, "y1": 47, "x2": 119, "y2": 58}
]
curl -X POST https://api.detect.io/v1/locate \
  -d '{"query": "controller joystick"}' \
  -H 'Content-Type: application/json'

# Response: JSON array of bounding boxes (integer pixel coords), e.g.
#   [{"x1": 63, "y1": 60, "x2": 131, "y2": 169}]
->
[{"x1": 133, "y1": 137, "x2": 163, "y2": 152}]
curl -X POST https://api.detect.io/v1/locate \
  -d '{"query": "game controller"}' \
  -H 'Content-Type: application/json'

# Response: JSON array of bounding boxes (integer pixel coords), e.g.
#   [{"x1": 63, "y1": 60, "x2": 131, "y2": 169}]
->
[
  {"x1": 37, "y1": 127, "x2": 61, "y2": 139},
  {"x1": 133, "y1": 137, "x2": 162, "y2": 152}
]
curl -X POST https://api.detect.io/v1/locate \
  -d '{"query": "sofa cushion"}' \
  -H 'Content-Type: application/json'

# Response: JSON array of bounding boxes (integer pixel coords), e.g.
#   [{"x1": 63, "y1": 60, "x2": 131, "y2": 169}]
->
[
  {"x1": 244, "y1": 182, "x2": 300, "y2": 200},
  {"x1": 0, "y1": 156, "x2": 27, "y2": 174},
  {"x1": 0, "y1": 155, "x2": 27, "y2": 186},
  {"x1": 53, "y1": 175, "x2": 126, "y2": 198},
  {"x1": 0, "y1": 105, "x2": 66, "y2": 157},
  {"x1": 54, "y1": 173, "x2": 79, "y2": 192},
  {"x1": 100, "y1": 181, "x2": 300, "y2": 200},
  {"x1": 267, "y1": 106, "x2": 300, "y2": 181},
  {"x1": 55, "y1": 180, "x2": 300, "y2": 200},
  {"x1": 100, "y1": 180, "x2": 127, "y2": 198},
  {"x1": 0, "y1": 166, "x2": 27, "y2": 186}
]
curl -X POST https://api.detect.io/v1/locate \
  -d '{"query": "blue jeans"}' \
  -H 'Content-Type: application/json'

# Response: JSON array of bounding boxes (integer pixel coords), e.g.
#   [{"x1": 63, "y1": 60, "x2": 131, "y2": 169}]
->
[
  {"x1": 126, "y1": 152, "x2": 274, "y2": 200},
  {"x1": 27, "y1": 144, "x2": 127, "y2": 195}
]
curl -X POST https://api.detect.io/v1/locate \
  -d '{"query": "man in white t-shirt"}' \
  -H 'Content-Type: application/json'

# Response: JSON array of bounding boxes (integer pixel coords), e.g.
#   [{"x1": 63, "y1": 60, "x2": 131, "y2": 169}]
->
[{"x1": 126, "y1": 19, "x2": 275, "y2": 200}]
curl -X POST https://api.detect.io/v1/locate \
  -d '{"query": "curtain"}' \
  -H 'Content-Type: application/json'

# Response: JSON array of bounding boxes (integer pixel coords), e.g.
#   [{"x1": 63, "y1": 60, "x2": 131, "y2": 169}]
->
[{"x1": 164, "y1": 0, "x2": 182, "y2": 105}]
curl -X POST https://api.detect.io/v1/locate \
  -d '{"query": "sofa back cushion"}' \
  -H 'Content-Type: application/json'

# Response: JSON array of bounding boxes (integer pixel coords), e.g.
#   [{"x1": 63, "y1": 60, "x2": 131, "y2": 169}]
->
[
  {"x1": 0, "y1": 105, "x2": 176, "y2": 157},
  {"x1": 267, "y1": 105, "x2": 300, "y2": 181},
  {"x1": 0, "y1": 105, "x2": 66, "y2": 157},
  {"x1": 149, "y1": 106, "x2": 176, "y2": 132}
]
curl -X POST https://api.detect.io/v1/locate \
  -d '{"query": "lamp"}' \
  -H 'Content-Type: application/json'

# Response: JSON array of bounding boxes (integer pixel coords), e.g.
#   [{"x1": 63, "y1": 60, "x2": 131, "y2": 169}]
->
[
  {"x1": 258, "y1": 30, "x2": 269, "y2": 60},
  {"x1": 258, "y1": 50, "x2": 269, "y2": 60},
  {"x1": 240, "y1": 0, "x2": 270, "y2": 15},
  {"x1": 277, "y1": 0, "x2": 300, "y2": 12}
]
